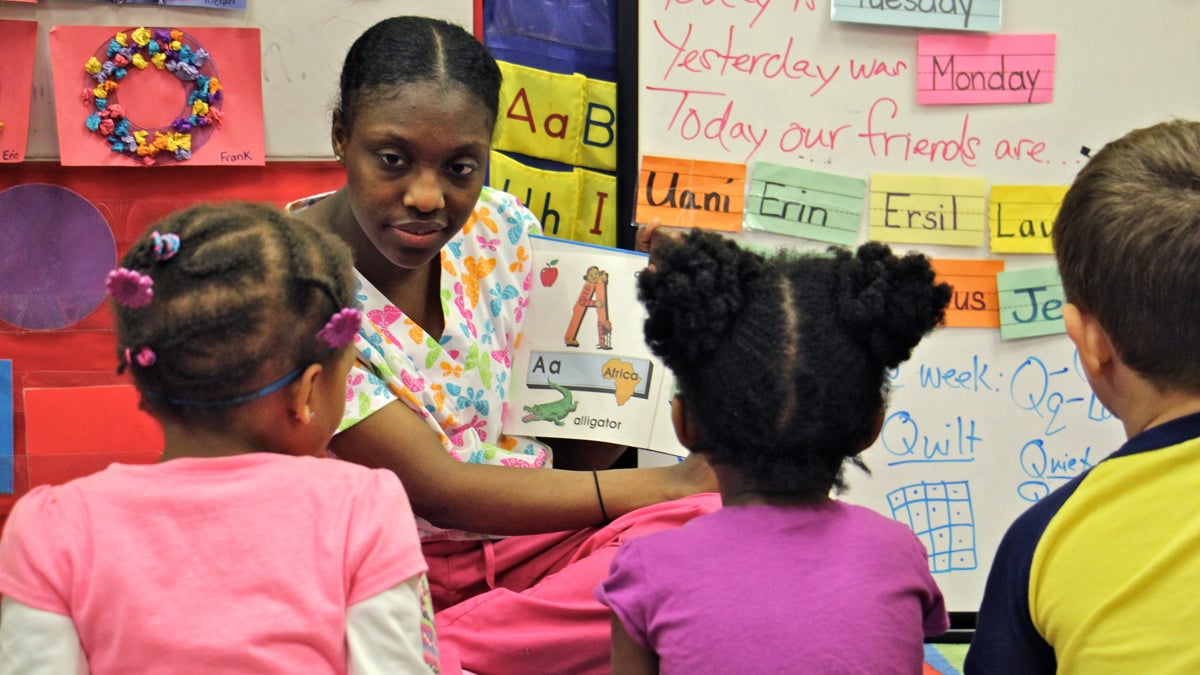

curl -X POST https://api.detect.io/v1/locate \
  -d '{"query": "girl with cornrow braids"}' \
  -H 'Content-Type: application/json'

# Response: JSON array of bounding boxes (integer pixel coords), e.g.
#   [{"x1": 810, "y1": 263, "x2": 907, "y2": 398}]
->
[
  {"x1": 288, "y1": 15, "x2": 719, "y2": 675},
  {"x1": 597, "y1": 230, "x2": 953, "y2": 674},
  {"x1": 0, "y1": 202, "x2": 439, "y2": 673}
]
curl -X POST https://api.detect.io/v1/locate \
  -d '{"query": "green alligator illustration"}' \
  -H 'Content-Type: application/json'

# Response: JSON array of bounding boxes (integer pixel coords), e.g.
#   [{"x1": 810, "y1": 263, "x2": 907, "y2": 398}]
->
[{"x1": 522, "y1": 381, "x2": 577, "y2": 426}]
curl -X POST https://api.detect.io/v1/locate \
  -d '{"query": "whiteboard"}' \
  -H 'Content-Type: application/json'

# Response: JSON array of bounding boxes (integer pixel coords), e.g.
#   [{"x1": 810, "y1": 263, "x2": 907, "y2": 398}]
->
[
  {"x1": 638, "y1": 1, "x2": 1200, "y2": 612},
  {"x1": 4, "y1": 0, "x2": 473, "y2": 161}
]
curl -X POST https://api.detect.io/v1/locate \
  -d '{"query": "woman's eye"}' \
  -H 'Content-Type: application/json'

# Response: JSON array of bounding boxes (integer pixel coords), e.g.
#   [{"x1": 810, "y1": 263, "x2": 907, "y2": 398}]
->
[{"x1": 449, "y1": 161, "x2": 477, "y2": 177}]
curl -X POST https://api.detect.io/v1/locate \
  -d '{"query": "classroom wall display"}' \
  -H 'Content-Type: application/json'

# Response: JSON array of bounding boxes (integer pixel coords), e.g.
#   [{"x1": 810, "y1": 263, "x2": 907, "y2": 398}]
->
[
  {"x1": 488, "y1": 62, "x2": 619, "y2": 247},
  {"x1": 4, "y1": 0, "x2": 474, "y2": 161},
  {"x1": 0, "y1": 20, "x2": 37, "y2": 163},
  {"x1": 484, "y1": 2, "x2": 622, "y2": 248},
  {"x1": 49, "y1": 25, "x2": 263, "y2": 167},
  {"x1": 635, "y1": 1, "x2": 1200, "y2": 613}
]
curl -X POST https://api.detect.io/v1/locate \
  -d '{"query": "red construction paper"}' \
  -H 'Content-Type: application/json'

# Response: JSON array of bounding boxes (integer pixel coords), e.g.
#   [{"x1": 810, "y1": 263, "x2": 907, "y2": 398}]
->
[
  {"x1": 24, "y1": 385, "x2": 162, "y2": 489},
  {"x1": 49, "y1": 25, "x2": 265, "y2": 167},
  {"x1": 0, "y1": 21, "x2": 37, "y2": 163}
]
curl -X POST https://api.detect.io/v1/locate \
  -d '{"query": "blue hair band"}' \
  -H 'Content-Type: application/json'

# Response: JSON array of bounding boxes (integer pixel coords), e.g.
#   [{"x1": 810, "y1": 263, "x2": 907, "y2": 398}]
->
[{"x1": 143, "y1": 366, "x2": 305, "y2": 408}]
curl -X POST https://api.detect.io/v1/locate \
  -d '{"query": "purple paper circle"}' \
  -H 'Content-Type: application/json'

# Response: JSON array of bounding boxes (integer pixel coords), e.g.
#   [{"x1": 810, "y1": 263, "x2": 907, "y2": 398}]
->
[{"x1": 0, "y1": 184, "x2": 116, "y2": 330}]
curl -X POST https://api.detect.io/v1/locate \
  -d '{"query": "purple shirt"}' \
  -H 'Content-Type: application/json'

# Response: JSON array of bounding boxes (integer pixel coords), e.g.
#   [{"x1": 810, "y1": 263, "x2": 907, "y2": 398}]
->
[{"x1": 597, "y1": 500, "x2": 948, "y2": 674}]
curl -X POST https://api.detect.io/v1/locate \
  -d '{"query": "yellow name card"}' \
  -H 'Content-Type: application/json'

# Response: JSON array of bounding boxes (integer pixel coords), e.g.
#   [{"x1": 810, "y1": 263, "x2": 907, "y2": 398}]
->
[
  {"x1": 989, "y1": 185, "x2": 1067, "y2": 254},
  {"x1": 868, "y1": 174, "x2": 987, "y2": 247}
]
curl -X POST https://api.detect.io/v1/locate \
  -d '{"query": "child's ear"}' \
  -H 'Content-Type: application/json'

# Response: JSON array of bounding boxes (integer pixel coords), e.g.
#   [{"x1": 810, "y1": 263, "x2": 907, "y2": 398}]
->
[
  {"x1": 671, "y1": 395, "x2": 699, "y2": 450},
  {"x1": 859, "y1": 409, "x2": 885, "y2": 452},
  {"x1": 287, "y1": 363, "x2": 324, "y2": 425},
  {"x1": 1063, "y1": 303, "x2": 1115, "y2": 381}
]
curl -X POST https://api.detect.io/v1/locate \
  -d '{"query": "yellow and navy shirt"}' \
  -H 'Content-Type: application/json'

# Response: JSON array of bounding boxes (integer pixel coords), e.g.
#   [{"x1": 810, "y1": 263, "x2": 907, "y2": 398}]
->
[{"x1": 966, "y1": 410, "x2": 1200, "y2": 674}]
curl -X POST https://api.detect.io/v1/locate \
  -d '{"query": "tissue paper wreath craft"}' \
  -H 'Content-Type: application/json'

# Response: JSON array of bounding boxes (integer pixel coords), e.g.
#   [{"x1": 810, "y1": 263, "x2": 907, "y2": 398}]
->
[{"x1": 82, "y1": 27, "x2": 223, "y2": 165}]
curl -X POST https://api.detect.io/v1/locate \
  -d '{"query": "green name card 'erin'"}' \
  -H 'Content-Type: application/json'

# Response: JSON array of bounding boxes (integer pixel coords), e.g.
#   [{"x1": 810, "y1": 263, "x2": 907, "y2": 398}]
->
[{"x1": 744, "y1": 162, "x2": 866, "y2": 246}]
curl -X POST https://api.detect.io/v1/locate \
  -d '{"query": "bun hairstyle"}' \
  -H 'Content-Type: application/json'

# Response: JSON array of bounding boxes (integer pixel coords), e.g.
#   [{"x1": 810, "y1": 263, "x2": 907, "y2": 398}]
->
[
  {"x1": 639, "y1": 230, "x2": 951, "y2": 496},
  {"x1": 834, "y1": 241, "x2": 952, "y2": 370},
  {"x1": 110, "y1": 202, "x2": 356, "y2": 427}
]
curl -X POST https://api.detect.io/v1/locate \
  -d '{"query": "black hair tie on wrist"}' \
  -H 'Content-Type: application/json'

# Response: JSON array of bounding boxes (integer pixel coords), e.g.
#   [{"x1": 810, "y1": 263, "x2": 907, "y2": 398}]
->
[{"x1": 592, "y1": 470, "x2": 611, "y2": 525}]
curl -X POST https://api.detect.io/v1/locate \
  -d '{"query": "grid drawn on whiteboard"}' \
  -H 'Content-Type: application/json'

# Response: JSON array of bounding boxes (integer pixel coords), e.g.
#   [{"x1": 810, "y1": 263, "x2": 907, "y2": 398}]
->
[{"x1": 887, "y1": 480, "x2": 977, "y2": 573}]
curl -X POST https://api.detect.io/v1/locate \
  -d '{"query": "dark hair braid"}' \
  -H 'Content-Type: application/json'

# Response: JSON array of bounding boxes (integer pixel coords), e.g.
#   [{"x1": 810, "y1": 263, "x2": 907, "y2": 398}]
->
[
  {"x1": 639, "y1": 231, "x2": 951, "y2": 496},
  {"x1": 112, "y1": 202, "x2": 356, "y2": 426}
]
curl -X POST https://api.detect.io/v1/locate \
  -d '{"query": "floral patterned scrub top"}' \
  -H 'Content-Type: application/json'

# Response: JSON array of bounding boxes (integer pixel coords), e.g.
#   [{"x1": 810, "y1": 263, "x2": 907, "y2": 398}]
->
[{"x1": 288, "y1": 187, "x2": 550, "y2": 542}]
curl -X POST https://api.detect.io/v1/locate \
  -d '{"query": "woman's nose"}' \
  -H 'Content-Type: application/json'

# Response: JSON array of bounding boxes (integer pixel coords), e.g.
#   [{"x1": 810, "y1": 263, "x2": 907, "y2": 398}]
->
[{"x1": 403, "y1": 168, "x2": 445, "y2": 213}]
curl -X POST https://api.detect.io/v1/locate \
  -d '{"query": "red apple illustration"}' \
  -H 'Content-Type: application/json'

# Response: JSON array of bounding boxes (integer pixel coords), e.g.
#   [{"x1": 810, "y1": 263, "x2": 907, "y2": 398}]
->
[{"x1": 540, "y1": 260, "x2": 560, "y2": 287}]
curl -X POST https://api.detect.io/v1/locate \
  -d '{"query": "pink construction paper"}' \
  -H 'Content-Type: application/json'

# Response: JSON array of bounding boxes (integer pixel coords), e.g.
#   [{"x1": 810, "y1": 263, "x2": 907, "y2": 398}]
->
[
  {"x1": 49, "y1": 25, "x2": 265, "y2": 167},
  {"x1": 917, "y1": 34, "x2": 1055, "y2": 105},
  {"x1": 0, "y1": 20, "x2": 38, "y2": 163}
]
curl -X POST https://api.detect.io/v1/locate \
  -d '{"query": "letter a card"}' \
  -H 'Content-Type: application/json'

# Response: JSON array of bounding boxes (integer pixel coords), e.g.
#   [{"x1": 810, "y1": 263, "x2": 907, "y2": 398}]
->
[{"x1": 504, "y1": 236, "x2": 686, "y2": 456}]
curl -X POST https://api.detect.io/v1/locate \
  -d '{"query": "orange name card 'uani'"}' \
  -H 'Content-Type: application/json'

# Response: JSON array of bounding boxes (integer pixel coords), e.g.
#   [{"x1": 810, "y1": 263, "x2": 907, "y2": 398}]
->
[{"x1": 637, "y1": 155, "x2": 745, "y2": 232}]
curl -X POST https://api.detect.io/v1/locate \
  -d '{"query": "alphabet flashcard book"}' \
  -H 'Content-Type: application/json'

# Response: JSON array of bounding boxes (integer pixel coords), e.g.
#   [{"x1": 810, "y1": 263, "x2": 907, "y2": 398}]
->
[{"x1": 505, "y1": 236, "x2": 686, "y2": 457}]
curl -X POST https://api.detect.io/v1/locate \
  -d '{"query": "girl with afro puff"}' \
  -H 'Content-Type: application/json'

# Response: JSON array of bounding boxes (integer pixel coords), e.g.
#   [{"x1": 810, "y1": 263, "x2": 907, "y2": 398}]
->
[{"x1": 597, "y1": 230, "x2": 953, "y2": 674}]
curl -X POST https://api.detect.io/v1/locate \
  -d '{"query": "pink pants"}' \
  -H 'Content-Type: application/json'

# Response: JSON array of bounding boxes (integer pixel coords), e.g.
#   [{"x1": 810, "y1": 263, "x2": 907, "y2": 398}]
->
[{"x1": 428, "y1": 493, "x2": 721, "y2": 675}]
